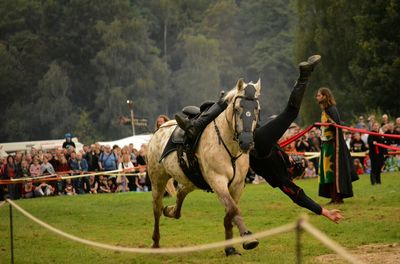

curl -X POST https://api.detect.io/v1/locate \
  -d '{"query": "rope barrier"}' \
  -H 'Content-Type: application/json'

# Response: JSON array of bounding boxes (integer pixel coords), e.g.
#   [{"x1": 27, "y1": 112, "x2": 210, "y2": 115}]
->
[
  {"x1": 279, "y1": 121, "x2": 400, "y2": 148},
  {"x1": 315, "y1": 123, "x2": 400, "y2": 139},
  {"x1": 0, "y1": 201, "x2": 5, "y2": 208},
  {"x1": 300, "y1": 220, "x2": 364, "y2": 264},
  {"x1": 4, "y1": 198, "x2": 364, "y2": 263},
  {"x1": 0, "y1": 167, "x2": 147, "y2": 185},
  {"x1": 4, "y1": 198, "x2": 295, "y2": 254},
  {"x1": 374, "y1": 142, "x2": 400, "y2": 151}
]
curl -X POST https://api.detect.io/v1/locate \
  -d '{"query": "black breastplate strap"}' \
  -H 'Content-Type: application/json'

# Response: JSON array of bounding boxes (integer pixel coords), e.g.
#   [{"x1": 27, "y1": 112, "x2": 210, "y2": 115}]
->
[{"x1": 213, "y1": 120, "x2": 242, "y2": 188}]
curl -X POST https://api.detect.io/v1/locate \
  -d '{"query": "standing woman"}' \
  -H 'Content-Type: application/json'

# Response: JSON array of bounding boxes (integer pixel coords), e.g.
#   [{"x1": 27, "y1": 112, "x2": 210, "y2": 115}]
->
[{"x1": 316, "y1": 87, "x2": 358, "y2": 204}]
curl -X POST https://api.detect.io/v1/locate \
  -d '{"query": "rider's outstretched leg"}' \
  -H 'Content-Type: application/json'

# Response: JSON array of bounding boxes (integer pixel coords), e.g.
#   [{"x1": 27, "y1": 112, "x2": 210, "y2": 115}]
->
[{"x1": 253, "y1": 55, "x2": 321, "y2": 158}]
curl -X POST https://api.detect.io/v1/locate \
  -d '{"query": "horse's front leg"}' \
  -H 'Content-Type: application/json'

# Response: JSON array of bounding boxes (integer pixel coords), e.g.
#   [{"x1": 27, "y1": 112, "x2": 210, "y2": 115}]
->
[
  {"x1": 163, "y1": 184, "x2": 195, "y2": 219},
  {"x1": 230, "y1": 181, "x2": 259, "y2": 251},
  {"x1": 212, "y1": 184, "x2": 243, "y2": 256}
]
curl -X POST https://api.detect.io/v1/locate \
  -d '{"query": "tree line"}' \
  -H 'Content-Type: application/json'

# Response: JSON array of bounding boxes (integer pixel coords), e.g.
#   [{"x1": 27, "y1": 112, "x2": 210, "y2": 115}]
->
[{"x1": 0, "y1": 0, "x2": 398, "y2": 143}]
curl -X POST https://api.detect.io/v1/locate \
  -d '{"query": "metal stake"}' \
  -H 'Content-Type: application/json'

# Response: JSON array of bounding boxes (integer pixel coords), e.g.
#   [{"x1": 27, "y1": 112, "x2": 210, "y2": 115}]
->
[
  {"x1": 9, "y1": 203, "x2": 14, "y2": 264},
  {"x1": 296, "y1": 218, "x2": 302, "y2": 264}
]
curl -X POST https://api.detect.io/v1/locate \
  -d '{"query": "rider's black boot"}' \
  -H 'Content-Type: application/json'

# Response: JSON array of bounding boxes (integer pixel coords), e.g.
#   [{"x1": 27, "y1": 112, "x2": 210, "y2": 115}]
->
[
  {"x1": 288, "y1": 54, "x2": 321, "y2": 109},
  {"x1": 175, "y1": 98, "x2": 228, "y2": 140}
]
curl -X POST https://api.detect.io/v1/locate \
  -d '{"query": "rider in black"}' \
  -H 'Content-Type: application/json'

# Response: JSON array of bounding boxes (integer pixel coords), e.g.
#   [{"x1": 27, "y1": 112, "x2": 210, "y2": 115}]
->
[{"x1": 175, "y1": 55, "x2": 342, "y2": 223}]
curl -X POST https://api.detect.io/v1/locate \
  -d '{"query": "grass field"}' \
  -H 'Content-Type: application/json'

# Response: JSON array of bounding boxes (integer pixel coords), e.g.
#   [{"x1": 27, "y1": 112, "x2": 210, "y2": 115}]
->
[{"x1": 0, "y1": 172, "x2": 399, "y2": 264}]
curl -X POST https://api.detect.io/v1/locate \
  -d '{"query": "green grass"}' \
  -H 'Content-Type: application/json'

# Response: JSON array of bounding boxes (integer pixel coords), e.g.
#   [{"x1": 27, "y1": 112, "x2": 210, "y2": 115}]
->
[{"x1": 0, "y1": 172, "x2": 399, "y2": 264}]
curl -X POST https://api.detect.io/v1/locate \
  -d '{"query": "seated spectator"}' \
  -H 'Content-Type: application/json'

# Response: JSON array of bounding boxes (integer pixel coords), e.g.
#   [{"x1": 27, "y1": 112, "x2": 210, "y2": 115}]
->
[
  {"x1": 34, "y1": 182, "x2": 54, "y2": 197},
  {"x1": 85, "y1": 175, "x2": 98, "y2": 194},
  {"x1": 107, "y1": 178, "x2": 117, "y2": 193},
  {"x1": 363, "y1": 155, "x2": 371, "y2": 174},
  {"x1": 384, "y1": 156, "x2": 399, "y2": 172},
  {"x1": 304, "y1": 160, "x2": 317, "y2": 178},
  {"x1": 64, "y1": 178, "x2": 76, "y2": 195},
  {"x1": 23, "y1": 180, "x2": 34, "y2": 199},
  {"x1": 135, "y1": 173, "x2": 148, "y2": 192},
  {"x1": 353, "y1": 158, "x2": 364, "y2": 175},
  {"x1": 98, "y1": 175, "x2": 111, "y2": 193}
]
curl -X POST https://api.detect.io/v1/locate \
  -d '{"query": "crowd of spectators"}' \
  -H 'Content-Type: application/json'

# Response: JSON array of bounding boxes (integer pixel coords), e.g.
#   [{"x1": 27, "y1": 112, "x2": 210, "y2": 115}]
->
[
  {"x1": 1, "y1": 113, "x2": 399, "y2": 200},
  {"x1": 0, "y1": 139, "x2": 151, "y2": 200}
]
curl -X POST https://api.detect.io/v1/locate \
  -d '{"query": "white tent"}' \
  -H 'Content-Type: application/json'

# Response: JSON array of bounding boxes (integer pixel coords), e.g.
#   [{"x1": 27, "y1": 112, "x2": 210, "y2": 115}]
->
[
  {"x1": 98, "y1": 134, "x2": 153, "y2": 149},
  {"x1": 0, "y1": 137, "x2": 82, "y2": 155}
]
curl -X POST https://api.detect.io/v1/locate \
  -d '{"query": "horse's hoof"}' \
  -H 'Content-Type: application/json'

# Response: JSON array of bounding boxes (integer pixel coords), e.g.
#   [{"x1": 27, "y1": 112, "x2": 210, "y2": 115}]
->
[
  {"x1": 225, "y1": 247, "x2": 241, "y2": 256},
  {"x1": 242, "y1": 231, "x2": 259, "y2": 250},
  {"x1": 163, "y1": 206, "x2": 174, "y2": 218},
  {"x1": 151, "y1": 244, "x2": 160, "y2": 248}
]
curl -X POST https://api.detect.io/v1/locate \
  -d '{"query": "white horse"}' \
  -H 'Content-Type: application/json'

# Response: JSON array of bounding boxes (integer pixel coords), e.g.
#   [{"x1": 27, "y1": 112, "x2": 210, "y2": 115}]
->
[{"x1": 147, "y1": 79, "x2": 261, "y2": 255}]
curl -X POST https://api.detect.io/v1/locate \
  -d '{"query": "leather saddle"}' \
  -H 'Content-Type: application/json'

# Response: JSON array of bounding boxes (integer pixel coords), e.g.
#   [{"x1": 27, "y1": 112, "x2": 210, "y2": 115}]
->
[{"x1": 159, "y1": 102, "x2": 214, "y2": 192}]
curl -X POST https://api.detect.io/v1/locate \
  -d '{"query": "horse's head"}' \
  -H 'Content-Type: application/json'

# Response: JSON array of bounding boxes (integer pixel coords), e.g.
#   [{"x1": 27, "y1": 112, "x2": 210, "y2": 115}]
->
[{"x1": 225, "y1": 78, "x2": 261, "y2": 153}]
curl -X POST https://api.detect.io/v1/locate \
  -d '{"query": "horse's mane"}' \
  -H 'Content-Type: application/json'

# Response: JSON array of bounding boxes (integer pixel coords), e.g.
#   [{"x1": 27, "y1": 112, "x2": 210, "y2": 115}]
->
[{"x1": 223, "y1": 87, "x2": 238, "y2": 103}]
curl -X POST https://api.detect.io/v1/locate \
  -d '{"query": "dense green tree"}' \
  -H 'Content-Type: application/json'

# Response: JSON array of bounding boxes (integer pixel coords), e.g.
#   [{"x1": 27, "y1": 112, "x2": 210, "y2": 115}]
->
[
  {"x1": 350, "y1": 0, "x2": 400, "y2": 116},
  {"x1": 296, "y1": 0, "x2": 399, "y2": 124},
  {"x1": 36, "y1": 62, "x2": 78, "y2": 139},
  {"x1": 73, "y1": 111, "x2": 99, "y2": 145},
  {"x1": 92, "y1": 17, "x2": 169, "y2": 138},
  {"x1": 172, "y1": 34, "x2": 221, "y2": 108}
]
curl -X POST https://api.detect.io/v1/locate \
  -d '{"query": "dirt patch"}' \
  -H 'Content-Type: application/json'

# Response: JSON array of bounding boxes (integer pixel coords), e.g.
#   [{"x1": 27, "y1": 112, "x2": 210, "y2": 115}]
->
[{"x1": 314, "y1": 243, "x2": 400, "y2": 264}]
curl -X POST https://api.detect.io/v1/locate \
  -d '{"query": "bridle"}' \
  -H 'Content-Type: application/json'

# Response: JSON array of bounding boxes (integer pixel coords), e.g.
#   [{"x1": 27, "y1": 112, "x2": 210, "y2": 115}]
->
[
  {"x1": 214, "y1": 84, "x2": 260, "y2": 187},
  {"x1": 230, "y1": 84, "x2": 260, "y2": 146}
]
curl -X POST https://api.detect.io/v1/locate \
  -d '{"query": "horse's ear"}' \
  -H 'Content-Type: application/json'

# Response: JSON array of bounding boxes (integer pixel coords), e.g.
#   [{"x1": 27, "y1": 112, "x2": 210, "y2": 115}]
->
[
  {"x1": 254, "y1": 78, "x2": 261, "y2": 97},
  {"x1": 236, "y1": 78, "x2": 245, "y2": 91}
]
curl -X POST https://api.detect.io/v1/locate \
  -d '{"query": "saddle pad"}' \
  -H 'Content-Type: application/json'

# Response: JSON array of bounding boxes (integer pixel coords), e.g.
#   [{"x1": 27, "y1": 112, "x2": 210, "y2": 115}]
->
[{"x1": 158, "y1": 126, "x2": 212, "y2": 192}]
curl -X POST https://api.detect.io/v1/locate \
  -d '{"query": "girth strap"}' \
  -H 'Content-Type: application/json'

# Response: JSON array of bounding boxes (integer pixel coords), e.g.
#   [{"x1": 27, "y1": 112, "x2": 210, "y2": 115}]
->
[{"x1": 213, "y1": 120, "x2": 243, "y2": 187}]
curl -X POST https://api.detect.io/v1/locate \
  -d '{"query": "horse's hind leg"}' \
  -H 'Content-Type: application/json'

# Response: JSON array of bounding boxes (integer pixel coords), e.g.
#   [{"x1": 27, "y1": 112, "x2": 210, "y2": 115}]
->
[
  {"x1": 163, "y1": 185, "x2": 195, "y2": 219},
  {"x1": 151, "y1": 175, "x2": 169, "y2": 248}
]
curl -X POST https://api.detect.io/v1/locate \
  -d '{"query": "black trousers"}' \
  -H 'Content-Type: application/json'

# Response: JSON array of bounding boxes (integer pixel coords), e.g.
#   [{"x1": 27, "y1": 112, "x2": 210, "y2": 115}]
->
[
  {"x1": 370, "y1": 156, "x2": 384, "y2": 184},
  {"x1": 254, "y1": 105, "x2": 299, "y2": 158}
]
